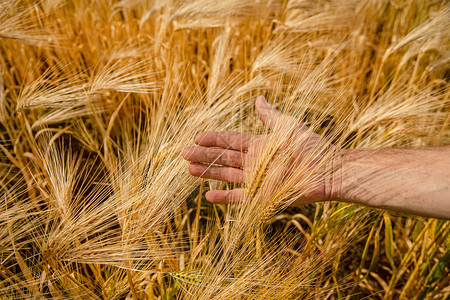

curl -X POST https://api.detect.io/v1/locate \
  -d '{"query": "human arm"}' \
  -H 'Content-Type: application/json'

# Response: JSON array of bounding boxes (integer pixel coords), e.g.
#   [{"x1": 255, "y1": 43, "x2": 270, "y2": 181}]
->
[
  {"x1": 182, "y1": 96, "x2": 450, "y2": 219},
  {"x1": 333, "y1": 147, "x2": 450, "y2": 219}
]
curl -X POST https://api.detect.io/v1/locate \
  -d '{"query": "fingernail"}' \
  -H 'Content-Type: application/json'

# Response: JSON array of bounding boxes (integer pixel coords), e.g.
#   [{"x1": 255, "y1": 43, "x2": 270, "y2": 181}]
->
[
  {"x1": 194, "y1": 133, "x2": 203, "y2": 144},
  {"x1": 256, "y1": 95, "x2": 264, "y2": 105},
  {"x1": 188, "y1": 162, "x2": 196, "y2": 173},
  {"x1": 205, "y1": 191, "x2": 218, "y2": 203},
  {"x1": 205, "y1": 191, "x2": 213, "y2": 202},
  {"x1": 257, "y1": 97, "x2": 272, "y2": 112},
  {"x1": 256, "y1": 95, "x2": 268, "y2": 107},
  {"x1": 182, "y1": 147, "x2": 190, "y2": 158}
]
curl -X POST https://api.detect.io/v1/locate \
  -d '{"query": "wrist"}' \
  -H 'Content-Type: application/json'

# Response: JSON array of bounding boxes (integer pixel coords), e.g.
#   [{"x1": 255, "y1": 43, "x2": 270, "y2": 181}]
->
[
  {"x1": 327, "y1": 148, "x2": 344, "y2": 202},
  {"x1": 328, "y1": 148, "x2": 368, "y2": 203}
]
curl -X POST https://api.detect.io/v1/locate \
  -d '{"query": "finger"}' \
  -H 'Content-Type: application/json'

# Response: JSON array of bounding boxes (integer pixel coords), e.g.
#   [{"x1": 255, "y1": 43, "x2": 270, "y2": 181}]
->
[
  {"x1": 205, "y1": 189, "x2": 246, "y2": 204},
  {"x1": 194, "y1": 131, "x2": 253, "y2": 151},
  {"x1": 182, "y1": 146, "x2": 245, "y2": 168},
  {"x1": 255, "y1": 95, "x2": 305, "y2": 131},
  {"x1": 188, "y1": 163, "x2": 244, "y2": 183},
  {"x1": 255, "y1": 95, "x2": 284, "y2": 130}
]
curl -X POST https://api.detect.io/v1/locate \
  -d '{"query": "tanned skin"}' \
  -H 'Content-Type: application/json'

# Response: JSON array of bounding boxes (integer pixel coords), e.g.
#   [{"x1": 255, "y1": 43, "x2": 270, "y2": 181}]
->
[{"x1": 182, "y1": 96, "x2": 450, "y2": 220}]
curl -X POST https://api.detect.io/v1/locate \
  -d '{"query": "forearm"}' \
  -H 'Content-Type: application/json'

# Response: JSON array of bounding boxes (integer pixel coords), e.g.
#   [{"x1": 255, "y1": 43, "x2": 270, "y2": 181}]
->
[{"x1": 331, "y1": 146, "x2": 450, "y2": 219}]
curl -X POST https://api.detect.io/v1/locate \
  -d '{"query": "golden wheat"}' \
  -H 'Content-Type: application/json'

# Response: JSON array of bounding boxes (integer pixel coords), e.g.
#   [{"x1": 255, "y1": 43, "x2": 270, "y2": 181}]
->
[{"x1": 0, "y1": 0, "x2": 448, "y2": 299}]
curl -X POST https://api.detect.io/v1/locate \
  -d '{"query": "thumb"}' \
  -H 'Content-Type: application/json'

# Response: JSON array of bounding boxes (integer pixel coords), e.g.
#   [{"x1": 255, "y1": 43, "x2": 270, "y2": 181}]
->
[{"x1": 255, "y1": 95, "x2": 297, "y2": 130}]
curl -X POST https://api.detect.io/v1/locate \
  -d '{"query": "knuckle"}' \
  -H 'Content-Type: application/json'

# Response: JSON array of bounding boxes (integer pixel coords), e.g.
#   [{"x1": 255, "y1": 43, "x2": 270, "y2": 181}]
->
[
  {"x1": 226, "y1": 131, "x2": 233, "y2": 141},
  {"x1": 210, "y1": 167, "x2": 220, "y2": 178},
  {"x1": 232, "y1": 153, "x2": 243, "y2": 167},
  {"x1": 239, "y1": 152, "x2": 245, "y2": 164},
  {"x1": 215, "y1": 132, "x2": 222, "y2": 145},
  {"x1": 225, "y1": 191, "x2": 232, "y2": 202},
  {"x1": 225, "y1": 151, "x2": 233, "y2": 165},
  {"x1": 204, "y1": 149, "x2": 212, "y2": 162},
  {"x1": 209, "y1": 148, "x2": 221, "y2": 162},
  {"x1": 200, "y1": 168, "x2": 210, "y2": 178},
  {"x1": 188, "y1": 147, "x2": 197, "y2": 158},
  {"x1": 215, "y1": 149, "x2": 225, "y2": 164}
]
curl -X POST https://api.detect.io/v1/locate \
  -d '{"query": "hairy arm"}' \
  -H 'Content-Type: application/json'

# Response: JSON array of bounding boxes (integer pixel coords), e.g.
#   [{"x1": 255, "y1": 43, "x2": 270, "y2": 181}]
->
[
  {"x1": 332, "y1": 146, "x2": 450, "y2": 219},
  {"x1": 183, "y1": 96, "x2": 450, "y2": 219}
]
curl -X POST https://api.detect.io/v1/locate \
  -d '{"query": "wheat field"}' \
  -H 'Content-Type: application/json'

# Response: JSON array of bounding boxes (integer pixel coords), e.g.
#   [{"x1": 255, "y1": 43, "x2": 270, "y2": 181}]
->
[{"x1": 0, "y1": 0, "x2": 449, "y2": 299}]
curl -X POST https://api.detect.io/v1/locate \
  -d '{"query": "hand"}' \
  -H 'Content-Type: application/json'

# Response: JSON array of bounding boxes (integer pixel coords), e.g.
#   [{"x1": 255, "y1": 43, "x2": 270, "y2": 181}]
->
[{"x1": 182, "y1": 96, "x2": 339, "y2": 206}]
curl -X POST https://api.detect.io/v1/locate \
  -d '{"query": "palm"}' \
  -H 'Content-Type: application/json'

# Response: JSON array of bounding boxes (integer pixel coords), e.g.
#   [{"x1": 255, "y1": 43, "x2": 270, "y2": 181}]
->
[{"x1": 182, "y1": 96, "x2": 334, "y2": 205}]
